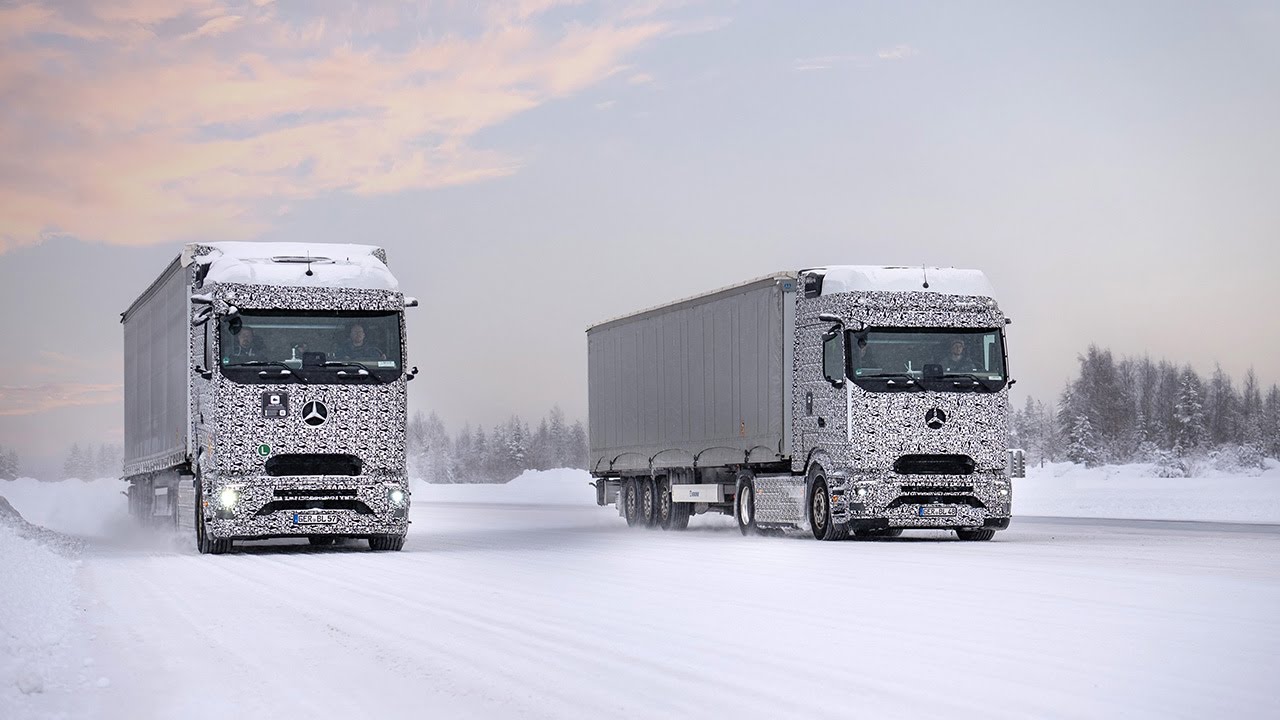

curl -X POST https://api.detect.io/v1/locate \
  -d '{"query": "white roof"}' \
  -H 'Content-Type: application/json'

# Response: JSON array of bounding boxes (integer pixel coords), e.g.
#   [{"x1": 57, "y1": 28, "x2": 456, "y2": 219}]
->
[
  {"x1": 182, "y1": 242, "x2": 399, "y2": 292},
  {"x1": 813, "y1": 265, "x2": 995, "y2": 298}
]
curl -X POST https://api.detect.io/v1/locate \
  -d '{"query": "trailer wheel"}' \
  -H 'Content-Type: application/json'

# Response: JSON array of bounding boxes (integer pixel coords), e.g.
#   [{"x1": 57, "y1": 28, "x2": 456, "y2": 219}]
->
[
  {"x1": 195, "y1": 482, "x2": 232, "y2": 555},
  {"x1": 808, "y1": 475, "x2": 848, "y2": 541},
  {"x1": 639, "y1": 478, "x2": 658, "y2": 527},
  {"x1": 368, "y1": 534, "x2": 405, "y2": 551},
  {"x1": 622, "y1": 478, "x2": 640, "y2": 527},
  {"x1": 955, "y1": 529, "x2": 995, "y2": 541},
  {"x1": 656, "y1": 477, "x2": 674, "y2": 529},
  {"x1": 736, "y1": 478, "x2": 757, "y2": 536}
]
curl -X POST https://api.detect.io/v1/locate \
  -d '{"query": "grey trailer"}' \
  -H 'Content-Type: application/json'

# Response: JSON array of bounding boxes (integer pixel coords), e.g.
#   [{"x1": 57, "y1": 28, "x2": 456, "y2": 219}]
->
[
  {"x1": 121, "y1": 242, "x2": 419, "y2": 553},
  {"x1": 587, "y1": 266, "x2": 1025, "y2": 540}
]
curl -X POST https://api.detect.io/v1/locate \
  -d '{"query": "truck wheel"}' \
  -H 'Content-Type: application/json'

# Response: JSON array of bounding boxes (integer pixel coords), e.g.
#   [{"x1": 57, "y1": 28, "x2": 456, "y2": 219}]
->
[
  {"x1": 195, "y1": 483, "x2": 232, "y2": 555},
  {"x1": 656, "y1": 477, "x2": 674, "y2": 529},
  {"x1": 622, "y1": 478, "x2": 640, "y2": 527},
  {"x1": 368, "y1": 534, "x2": 405, "y2": 551},
  {"x1": 955, "y1": 529, "x2": 995, "y2": 541},
  {"x1": 809, "y1": 476, "x2": 848, "y2": 541},
  {"x1": 736, "y1": 478, "x2": 757, "y2": 536},
  {"x1": 640, "y1": 478, "x2": 658, "y2": 527}
]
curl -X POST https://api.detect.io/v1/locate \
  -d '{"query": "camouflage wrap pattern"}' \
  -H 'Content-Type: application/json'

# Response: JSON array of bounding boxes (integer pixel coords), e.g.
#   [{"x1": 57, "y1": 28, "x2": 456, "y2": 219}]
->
[{"x1": 789, "y1": 288, "x2": 1013, "y2": 530}]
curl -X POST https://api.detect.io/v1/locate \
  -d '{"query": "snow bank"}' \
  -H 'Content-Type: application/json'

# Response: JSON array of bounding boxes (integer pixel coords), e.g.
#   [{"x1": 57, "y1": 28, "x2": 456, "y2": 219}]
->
[
  {"x1": 0, "y1": 518, "x2": 90, "y2": 716},
  {"x1": 0, "y1": 477, "x2": 130, "y2": 538},
  {"x1": 1016, "y1": 460, "x2": 1280, "y2": 523},
  {"x1": 412, "y1": 468, "x2": 597, "y2": 506}
]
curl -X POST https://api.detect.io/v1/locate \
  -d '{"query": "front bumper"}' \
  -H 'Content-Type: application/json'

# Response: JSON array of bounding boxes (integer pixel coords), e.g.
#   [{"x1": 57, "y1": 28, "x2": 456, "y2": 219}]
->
[
  {"x1": 206, "y1": 475, "x2": 410, "y2": 540},
  {"x1": 829, "y1": 471, "x2": 1012, "y2": 530}
]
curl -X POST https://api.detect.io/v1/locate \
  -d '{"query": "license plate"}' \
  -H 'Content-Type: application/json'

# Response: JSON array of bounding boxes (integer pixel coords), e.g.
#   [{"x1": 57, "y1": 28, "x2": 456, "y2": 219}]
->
[
  {"x1": 919, "y1": 505, "x2": 956, "y2": 517},
  {"x1": 293, "y1": 512, "x2": 337, "y2": 525}
]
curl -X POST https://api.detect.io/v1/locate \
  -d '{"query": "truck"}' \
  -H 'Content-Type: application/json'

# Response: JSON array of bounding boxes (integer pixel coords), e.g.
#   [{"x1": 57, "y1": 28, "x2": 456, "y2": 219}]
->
[
  {"x1": 121, "y1": 242, "x2": 418, "y2": 553},
  {"x1": 587, "y1": 266, "x2": 1025, "y2": 540}
]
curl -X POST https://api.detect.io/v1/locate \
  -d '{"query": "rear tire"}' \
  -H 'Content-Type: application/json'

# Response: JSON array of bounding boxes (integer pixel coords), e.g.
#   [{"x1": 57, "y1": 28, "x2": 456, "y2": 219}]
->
[
  {"x1": 955, "y1": 528, "x2": 995, "y2": 541},
  {"x1": 623, "y1": 478, "x2": 640, "y2": 527},
  {"x1": 656, "y1": 477, "x2": 674, "y2": 529},
  {"x1": 808, "y1": 475, "x2": 848, "y2": 541},
  {"x1": 736, "y1": 478, "x2": 757, "y2": 536},
  {"x1": 640, "y1": 478, "x2": 657, "y2": 527},
  {"x1": 368, "y1": 534, "x2": 405, "y2": 551}
]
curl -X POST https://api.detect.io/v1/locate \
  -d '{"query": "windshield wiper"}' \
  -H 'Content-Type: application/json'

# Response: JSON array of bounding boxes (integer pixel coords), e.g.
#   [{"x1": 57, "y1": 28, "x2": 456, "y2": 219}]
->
[
  {"x1": 940, "y1": 373, "x2": 999, "y2": 391},
  {"x1": 232, "y1": 360, "x2": 309, "y2": 384},
  {"x1": 323, "y1": 361, "x2": 386, "y2": 384},
  {"x1": 858, "y1": 373, "x2": 918, "y2": 387}
]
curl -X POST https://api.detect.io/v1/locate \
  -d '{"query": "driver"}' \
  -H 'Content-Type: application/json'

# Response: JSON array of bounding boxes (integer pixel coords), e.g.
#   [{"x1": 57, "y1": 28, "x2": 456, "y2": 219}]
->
[
  {"x1": 337, "y1": 322, "x2": 386, "y2": 362},
  {"x1": 942, "y1": 338, "x2": 980, "y2": 373},
  {"x1": 229, "y1": 326, "x2": 265, "y2": 358}
]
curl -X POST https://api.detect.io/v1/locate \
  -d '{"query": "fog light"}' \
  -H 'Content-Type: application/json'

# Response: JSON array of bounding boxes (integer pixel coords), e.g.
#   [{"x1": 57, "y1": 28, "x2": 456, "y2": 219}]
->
[
  {"x1": 388, "y1": 488, "x2": 406, "y2": 506},
  {"x1": 218, "y1": 487, "x2": 240, "y2": 509},
  {"x1": 998, "y1": 488, "x2": 1009, "y2": 497}
]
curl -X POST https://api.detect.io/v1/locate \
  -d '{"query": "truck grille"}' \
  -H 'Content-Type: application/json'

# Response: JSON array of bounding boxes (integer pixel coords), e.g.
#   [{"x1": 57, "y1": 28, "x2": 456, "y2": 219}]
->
[
  {"x1": 264, "y1": 454, "x2": 363, "y2": 477},
  {"x1": 893, "y1": 454, "x2": 976, "y2": 476}
]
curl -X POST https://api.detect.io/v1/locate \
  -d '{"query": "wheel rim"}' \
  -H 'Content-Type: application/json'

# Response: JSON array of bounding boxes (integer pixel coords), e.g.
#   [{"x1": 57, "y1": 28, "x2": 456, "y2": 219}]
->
[
  {"x1": 739, "y1": 488, "x2": 752, "y2": 525},
  {"x1": 811, "y1": 483, "x2": 827, "y2": 531},
  {"x1": 642, "y1": 485, "x2": 653, "y2": 519},
  {"x1": 658, "y1": 484, "x2": 671, "y2": 521}
]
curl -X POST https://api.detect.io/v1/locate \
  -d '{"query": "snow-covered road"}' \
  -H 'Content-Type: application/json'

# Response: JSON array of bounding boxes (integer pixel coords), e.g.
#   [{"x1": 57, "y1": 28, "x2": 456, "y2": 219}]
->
[{"x1": 20, "y1": 501, "x2": 1274, "y2": 720}]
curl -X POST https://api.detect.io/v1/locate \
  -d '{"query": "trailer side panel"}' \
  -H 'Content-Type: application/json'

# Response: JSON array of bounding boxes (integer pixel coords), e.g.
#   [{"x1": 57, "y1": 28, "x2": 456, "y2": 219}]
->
[
  {"x1": 588, "y1": 277, "x2": 792, "y2": 474},
  {"x1": 122, "y1": 257, "x2": 190, "y2": 477}
]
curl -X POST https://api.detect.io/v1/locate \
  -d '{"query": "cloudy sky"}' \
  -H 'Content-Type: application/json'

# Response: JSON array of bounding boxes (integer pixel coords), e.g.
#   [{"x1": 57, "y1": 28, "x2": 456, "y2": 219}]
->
[{"x1": 1, "y1": 0, "x2": 1277, "y2": 476}]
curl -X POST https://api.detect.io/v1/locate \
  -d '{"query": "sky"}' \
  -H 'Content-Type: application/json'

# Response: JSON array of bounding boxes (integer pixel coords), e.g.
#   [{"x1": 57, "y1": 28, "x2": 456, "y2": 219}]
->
[{"x1": 1, "y1": 0, "x2": 1278, "y2": 477}]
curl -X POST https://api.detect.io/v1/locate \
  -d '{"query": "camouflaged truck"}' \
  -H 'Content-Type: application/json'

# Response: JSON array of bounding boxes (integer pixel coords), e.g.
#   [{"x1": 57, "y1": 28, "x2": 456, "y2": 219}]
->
[
  {"x1": 121, "y1": 243, "x2": 419, "y2": 553},
  {"x1": 587, "y1": 266, "x2": 1025, "y2": 540}
]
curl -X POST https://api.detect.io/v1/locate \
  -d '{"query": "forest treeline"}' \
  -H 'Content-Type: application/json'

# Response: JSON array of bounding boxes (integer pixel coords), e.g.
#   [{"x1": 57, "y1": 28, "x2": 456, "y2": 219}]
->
[
  {"x1": 406, "y1": 405, "x2": 589, "y2": 483},
  {"x1": 1013, "y1": 346, "x2": 1278, "y2": 476}
]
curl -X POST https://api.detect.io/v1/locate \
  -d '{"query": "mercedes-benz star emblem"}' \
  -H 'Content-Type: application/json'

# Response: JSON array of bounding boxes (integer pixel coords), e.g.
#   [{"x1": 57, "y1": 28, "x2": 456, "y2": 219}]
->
[
  {"x1": 925, "y1": 408, "x2": 947, "y2": 430},
  {"x1": 302, "y1": 400, "x2": 329, "y2": 427}
]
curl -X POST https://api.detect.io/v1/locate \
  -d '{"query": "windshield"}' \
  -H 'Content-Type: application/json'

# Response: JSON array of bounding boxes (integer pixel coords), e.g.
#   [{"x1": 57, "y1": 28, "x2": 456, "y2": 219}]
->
[
  {"x1": 849, "y1": 327, "x2": 1007, "y2": 392},
  {"x1": 219, "y1": 310, "x2": 403, "y2": 384}
]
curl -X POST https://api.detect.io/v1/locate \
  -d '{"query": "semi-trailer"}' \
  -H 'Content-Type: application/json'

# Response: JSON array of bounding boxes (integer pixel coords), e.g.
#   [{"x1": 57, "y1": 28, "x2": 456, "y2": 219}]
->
[
  {"x1": 587, "y1": 266, "x2": 1025, "y2": 540},
  {"x1": 121, "y1": 242, "x2": 418, "y2": 553}
]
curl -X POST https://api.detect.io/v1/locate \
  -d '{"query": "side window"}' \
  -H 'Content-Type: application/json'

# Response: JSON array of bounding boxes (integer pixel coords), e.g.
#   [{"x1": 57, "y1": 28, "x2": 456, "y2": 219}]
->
[
  {"x1": 822, "y1": 329, "x2": 845, "y2": 387},
  {"x1": 203, "y1": 320, "x2": 215, "y2": 371}
]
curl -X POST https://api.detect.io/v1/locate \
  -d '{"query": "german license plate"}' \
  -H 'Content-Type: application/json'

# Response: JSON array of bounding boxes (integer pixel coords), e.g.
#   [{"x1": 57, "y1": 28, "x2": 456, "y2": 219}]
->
[
  {"x1": 293, "y1": 512, "x2": 337, "y2": 525},
  {"x1": 919, "y1": 505, "x2": 956, "y2": 517}
]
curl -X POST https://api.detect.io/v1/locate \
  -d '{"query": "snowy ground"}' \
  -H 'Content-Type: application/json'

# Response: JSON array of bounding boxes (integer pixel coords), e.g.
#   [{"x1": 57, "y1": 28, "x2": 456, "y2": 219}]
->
[{"x1": 2, "y1": 466, "x2": 1279, "y2": 719}]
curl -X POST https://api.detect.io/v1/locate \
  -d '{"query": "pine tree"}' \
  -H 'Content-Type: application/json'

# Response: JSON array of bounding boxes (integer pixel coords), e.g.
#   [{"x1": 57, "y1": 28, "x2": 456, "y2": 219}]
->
[
  {"x1": 1067, "y1": 414, "x2": 1100, "y2": 467},
  {"x1": 453, "y1": 424, "x2": 474, "y2": 483},
  {"x1": 0, "y1": 446, "x2": 18, "y2": 480},
  {"x1": 63, "y1": 443, "x2": 91, "y2": 480},
  {"x1": 569, "y1": 420, "x2": 589, "y2": 470},
  {"x1": 1264, "y1": 385, "x2": 1280, "y2": 459},
  {"x1": 548, "y1": 405, "x2": 570, "y2": 467},
  {"x1": 1173, "y1": 369, "x2": 1208, "y2": 456},
  {"x1": 1240, "y1": 369, "x2": 1264, "y2": 449},
  {"x1": 473, "y1": 426, "x2": 490, "y2": 483},
  {"x1": 503, "y1": 416, "x2": 529, "y2": 480},
  {"x1": 423, "y1": 412, "x2": 453, "y2": 484}
]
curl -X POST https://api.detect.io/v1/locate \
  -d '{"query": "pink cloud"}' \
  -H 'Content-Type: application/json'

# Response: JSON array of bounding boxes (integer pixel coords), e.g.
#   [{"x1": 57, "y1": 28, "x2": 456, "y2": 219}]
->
[
  {"x1": 0, "y1": 1, "x2": 684, "y2": 251},
  {"x1": 0, "y1": 383, "x2": 123, "y2": 417}
]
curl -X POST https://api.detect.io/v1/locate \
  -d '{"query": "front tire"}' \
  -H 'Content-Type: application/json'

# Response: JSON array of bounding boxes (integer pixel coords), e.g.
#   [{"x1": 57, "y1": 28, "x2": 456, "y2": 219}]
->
[
  {"x1": 195, "y1": 482, "x2": 232, "y2": 555},
  {"x1": 808, "y1": 475, "x2": 848, "y2": 541},
  {"x1": 368, "y1": 534, "x2": 405, "y2": 551}
]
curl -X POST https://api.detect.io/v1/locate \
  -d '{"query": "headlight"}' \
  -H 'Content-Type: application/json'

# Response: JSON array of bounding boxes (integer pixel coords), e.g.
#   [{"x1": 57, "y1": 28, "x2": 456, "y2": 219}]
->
[
  {"x1": 856, "y1": 487, "x2": 868, "y2": 497},
  {"x1": 388, "y1": 487, "x2": 406, "y2": 506},
  {"x1": 218, "y1": 486, "x2": 240, "y2": 509}
]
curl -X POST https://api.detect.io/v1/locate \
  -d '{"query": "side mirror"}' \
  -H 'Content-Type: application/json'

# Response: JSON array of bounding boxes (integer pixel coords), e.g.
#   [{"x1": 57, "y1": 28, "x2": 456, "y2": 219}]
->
[
  {"x1": 405, "y1": 366, "x2": 420, "y2": 382},
  {"x1": 404, "y1": 297, "x2": 419, "y2": 308},
  {"x1": 817, "y1": 312, "x2": 843, "y2": 325},
  {"x1": 822, "y1": 331, "x2": 845, "y2": 388}
]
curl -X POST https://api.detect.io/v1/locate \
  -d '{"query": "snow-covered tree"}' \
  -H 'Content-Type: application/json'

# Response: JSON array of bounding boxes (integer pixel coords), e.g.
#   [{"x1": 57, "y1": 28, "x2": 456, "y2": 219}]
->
[
  {"x1": 1173, "y1": 369, "x2": 1207, "y2": 456},
  {"x1": 0, "y1": 446, "x2": 19, "y2": 480},
  {"x1": 95, "y1": 444, "x2": 122, "y2": 479},
  {"x1": 63, "y1": 443, "x2": 93, "y2": 480},
  {"x1": 1066, "y1": 414, "x2": 1101, "y2": 467},
  {"x1": 568, "y1": 420, "x2": 589, "y2": 469}
]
